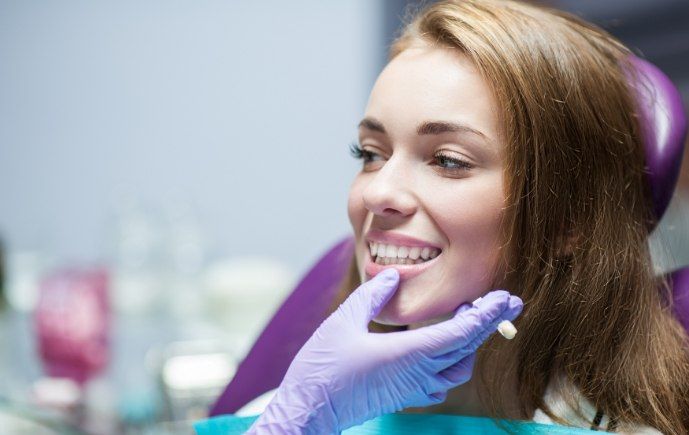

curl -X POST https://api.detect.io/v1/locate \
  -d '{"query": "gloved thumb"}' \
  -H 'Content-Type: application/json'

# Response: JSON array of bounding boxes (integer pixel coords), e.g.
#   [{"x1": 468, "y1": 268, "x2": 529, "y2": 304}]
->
[{"x1": 342, "y1": 268, "x2": 400, "y2": 329}]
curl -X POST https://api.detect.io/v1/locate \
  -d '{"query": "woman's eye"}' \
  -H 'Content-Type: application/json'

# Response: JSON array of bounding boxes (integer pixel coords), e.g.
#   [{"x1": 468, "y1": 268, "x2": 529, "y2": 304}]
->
[
  {"x1": 348, "y1": 143, "x2": 473, "y2": 174},
  {"x1": 433, "y1": 152, "x2": 474, "y2": 173},
  {"x1": 349, "y1": 142, "x2": 385, "y2": 166}
]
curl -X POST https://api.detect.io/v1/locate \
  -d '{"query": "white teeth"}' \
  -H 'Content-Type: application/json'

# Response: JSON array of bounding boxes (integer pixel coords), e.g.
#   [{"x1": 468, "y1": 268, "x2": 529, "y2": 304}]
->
[
  {"x1": 369, "y1": 242, "x2": 442, "y2": 265},
  {"x1": 385, "y1": 244, "x2": 398, "y2": 258},
  {"x1": 408, "y1": 247, "x2": 421, "y2": 260}
]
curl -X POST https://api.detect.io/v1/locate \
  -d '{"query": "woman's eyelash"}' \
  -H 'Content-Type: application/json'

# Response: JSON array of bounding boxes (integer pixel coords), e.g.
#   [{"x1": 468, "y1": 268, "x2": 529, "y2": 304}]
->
[
  {"x1": 348, "y1": 141, "x2": 365, "y2": 159},
  {"x1": 433, "y1": 151, "x2": 474, "y2": 170},
  {"x1": 349, "y1": 141, "x2": 380, "y2": 163}
]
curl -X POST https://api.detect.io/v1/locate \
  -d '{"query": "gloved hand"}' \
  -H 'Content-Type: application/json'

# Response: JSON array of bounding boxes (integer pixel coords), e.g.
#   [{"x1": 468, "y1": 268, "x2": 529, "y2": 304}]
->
[{"x1": 246, "y1": 268, "x2": 523, "y2": 434}]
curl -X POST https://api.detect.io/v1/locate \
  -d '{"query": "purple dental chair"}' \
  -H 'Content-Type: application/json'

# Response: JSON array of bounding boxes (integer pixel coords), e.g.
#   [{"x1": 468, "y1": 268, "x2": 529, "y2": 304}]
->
[{"x1": 209, "y1": 57, "x2": 689, "y2": 417}]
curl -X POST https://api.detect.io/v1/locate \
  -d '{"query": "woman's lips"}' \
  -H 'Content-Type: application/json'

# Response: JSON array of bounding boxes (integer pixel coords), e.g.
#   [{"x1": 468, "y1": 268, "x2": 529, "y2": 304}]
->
[{"x1": 364, "y1": 249, "x2": 441, "y2": 280}]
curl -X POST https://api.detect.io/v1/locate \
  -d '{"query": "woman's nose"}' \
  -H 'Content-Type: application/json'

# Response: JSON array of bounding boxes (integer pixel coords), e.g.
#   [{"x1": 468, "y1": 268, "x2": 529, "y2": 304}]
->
[{"x1": 362, "y1": 156, "x2": 417, "y2": 218}]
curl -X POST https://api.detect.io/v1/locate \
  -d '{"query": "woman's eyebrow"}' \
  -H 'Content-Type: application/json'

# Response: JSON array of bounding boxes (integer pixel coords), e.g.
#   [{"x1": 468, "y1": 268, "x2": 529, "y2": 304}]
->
[
  {"x1": 358, "y1": 117, "x2": 387, "y2": 134},
  {"x1": 416, "y1": 120, "x2": 487, "y2": 139},
  {"x1": 358, "y1": 117, "x2": 487, "y2": 139}
]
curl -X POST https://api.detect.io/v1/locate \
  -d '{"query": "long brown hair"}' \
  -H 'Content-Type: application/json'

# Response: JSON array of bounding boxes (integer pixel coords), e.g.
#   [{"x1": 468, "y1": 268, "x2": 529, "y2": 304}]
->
[{"x1": 330, "y1": 0, "x2": 689, "y2": 432}]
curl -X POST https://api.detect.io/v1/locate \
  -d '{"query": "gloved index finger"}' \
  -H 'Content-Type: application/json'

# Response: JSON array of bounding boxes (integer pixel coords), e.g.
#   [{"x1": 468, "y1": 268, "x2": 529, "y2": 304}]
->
[
  {"x1": 342, "y1": 268, "x2": 400, "y2": 329},
  {"x1": 409, "y1": 290, "x2": 523, "y2": 357}
]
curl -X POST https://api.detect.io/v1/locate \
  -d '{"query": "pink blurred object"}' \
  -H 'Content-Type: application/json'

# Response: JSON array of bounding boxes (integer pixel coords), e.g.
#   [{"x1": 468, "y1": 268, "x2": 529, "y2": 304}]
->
[{"x1": 34, "y1": 267, "x2": 110, "y2": 384}]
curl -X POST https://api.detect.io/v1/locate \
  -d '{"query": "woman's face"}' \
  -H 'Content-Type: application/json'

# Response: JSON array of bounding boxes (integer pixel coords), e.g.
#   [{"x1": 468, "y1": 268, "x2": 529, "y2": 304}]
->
[{"x1": 348, "y1": 45, "x2": 507, "y2": 326}]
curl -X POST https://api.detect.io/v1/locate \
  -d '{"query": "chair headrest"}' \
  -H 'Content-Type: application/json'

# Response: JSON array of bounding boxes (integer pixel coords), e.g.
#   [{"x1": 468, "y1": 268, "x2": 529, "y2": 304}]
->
[{"x1": 628, "y1": 56, "x2": 687, "y2": 225}]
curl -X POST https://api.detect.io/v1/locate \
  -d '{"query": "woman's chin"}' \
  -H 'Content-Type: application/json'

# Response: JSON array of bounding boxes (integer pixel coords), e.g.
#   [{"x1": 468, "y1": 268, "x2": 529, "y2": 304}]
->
[{"x1": 372, "y1": 297, "x2": 447, "y2": 326}]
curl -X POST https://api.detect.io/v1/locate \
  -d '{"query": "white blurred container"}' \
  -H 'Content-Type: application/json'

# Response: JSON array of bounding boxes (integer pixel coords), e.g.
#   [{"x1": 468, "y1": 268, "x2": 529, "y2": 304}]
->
[
  {"x1": 202, "y1": 257, "x2": 295, "y2": 358},
  {"x1": 5, "y1": 251, "x2": 54, "y2": 312}
]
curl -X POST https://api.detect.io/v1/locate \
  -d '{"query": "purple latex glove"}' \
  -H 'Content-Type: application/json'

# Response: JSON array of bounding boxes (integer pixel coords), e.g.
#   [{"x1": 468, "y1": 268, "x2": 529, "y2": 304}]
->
[{"x1": 246, "y1": 268, "x2": 523, "y2": 434}]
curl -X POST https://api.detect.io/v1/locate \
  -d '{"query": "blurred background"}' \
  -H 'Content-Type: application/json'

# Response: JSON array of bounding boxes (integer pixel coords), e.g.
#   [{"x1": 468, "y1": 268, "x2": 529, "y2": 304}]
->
[{"x1": 0, "y1": 0, "x2": 687, "y2": 433}]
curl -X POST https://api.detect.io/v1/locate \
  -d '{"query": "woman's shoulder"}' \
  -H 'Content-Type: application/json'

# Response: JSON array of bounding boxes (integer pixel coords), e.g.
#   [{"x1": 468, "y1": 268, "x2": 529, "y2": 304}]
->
[{"x1": 533, "y1": 379, "x2": 663, "y2": 434}]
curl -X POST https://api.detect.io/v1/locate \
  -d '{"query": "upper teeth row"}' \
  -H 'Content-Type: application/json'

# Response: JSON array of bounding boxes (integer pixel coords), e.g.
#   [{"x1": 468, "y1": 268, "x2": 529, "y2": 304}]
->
[{"x1": 369, "y1": 242, "x2": 440, "y2": 260}]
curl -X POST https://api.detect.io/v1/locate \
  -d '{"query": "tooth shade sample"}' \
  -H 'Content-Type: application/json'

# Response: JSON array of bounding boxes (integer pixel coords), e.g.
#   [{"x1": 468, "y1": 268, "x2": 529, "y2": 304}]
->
[{"x1": 497, "y1": 320, "x2": 517, "y2": 339}]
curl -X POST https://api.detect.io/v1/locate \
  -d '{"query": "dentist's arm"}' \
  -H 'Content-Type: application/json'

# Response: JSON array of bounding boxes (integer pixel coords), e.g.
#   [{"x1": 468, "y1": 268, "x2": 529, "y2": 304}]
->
[{"x1": 246, "y1": 268, "x2": 523, "y2": 434}]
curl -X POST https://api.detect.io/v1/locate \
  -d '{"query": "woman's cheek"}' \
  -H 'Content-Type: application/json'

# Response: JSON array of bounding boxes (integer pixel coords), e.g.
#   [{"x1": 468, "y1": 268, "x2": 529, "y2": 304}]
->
[
  {"x1": 431, "y1": 183, "x2": 506, "y2": 296},
  {"x1": 347, "y1": 176, "x2": 366, "y2": 235}
]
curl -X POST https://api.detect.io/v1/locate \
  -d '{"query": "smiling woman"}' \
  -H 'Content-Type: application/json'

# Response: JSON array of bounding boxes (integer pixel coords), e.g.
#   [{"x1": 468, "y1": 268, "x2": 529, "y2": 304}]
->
[
  {"x1": 229, "y1": 0, "x2": 688, "y2": 433},
  {"x1": 347, "y1": 46, "x2": 506, "y2": 326},
  {"x1": 328, "y1": 0, "x2": 689, "y2": 433}
]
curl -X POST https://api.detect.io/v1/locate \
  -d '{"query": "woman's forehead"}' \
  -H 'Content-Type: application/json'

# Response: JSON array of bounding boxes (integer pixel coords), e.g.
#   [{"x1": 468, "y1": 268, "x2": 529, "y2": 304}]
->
[{"x1": 363, "y1": 46, "x2": 501, "y2": 146}]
